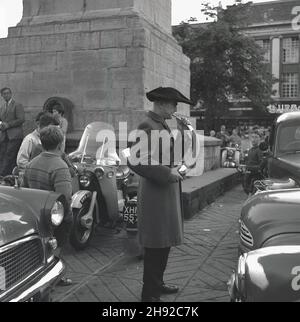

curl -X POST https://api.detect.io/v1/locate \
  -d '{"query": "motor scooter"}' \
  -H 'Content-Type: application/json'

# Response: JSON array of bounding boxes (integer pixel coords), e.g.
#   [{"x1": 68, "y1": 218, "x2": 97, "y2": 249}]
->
[
  {"x1": 222, "y1": 143, "x2": 241, "y2": 168},
  {"x1": 69, "y1": 122, "x2": 137, "y2": 250},
  {"x1": 240, "y1": 142, "x2": 270, "y2": 195}
]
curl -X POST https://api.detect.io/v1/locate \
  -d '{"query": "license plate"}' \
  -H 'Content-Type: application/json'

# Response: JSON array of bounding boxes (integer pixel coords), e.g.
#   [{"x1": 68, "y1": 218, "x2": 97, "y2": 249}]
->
[{"x1": 123, "y1": 203, "x2": 137, "y2": 225}]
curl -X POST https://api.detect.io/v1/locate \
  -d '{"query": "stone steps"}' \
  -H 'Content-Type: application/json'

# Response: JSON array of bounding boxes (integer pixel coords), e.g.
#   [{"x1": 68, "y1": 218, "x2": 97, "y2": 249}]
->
[{"x1": 182, "y1": 168, "x2": 240, "y2": 219}]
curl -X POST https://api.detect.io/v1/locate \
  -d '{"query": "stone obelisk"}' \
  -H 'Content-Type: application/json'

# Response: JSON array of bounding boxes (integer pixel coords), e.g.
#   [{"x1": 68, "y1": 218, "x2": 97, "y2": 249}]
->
[{"x1": 0, "y1": 0, "x2": 190, "y2": 135}]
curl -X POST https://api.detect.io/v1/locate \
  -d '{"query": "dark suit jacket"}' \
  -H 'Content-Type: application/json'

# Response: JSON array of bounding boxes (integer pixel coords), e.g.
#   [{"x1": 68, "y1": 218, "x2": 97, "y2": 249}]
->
[{"x1": 0, "y1": 99, "x2": 25, "y2": 141}]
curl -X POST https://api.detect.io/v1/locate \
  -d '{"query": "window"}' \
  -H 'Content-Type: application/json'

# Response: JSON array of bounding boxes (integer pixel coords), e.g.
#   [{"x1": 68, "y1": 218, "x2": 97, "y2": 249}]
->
[
  {"x1": 282, "y1": 37, "x2": 299, "y2": 63},
  {"x1": 281, "y1": 73, "x2": 299, "y2": 98},
  {"x1": 256, "y1": 39, "x2": 271, "y2": 62},
  {"x1": 277, "y1": 124, "x2": 300, "y2": 154}
]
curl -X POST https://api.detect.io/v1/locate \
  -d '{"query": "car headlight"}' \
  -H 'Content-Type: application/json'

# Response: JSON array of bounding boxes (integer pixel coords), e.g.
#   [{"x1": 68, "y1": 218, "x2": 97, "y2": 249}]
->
[
  {"x1": 51, "y1": 201, "x2": 64, "y2": 226},
  {"x1": 80, "y1": 175, "x2": 91, "y2": 187}
]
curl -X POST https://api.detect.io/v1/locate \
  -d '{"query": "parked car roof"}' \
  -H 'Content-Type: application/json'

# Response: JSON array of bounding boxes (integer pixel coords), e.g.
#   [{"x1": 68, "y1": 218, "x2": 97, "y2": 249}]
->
[{"x1": 276, "y1": 112, "x2": 300, "y2": 124}]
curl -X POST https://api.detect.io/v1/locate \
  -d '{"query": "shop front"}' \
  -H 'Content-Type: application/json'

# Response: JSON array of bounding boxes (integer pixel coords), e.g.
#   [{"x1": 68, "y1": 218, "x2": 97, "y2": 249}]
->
[{"x1": 192, "y1": 101, "x2": 300, "y2": 134}]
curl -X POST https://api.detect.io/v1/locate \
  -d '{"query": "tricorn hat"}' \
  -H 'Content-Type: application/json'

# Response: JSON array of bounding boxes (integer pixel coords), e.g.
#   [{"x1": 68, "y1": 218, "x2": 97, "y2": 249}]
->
[{"x1": 146, "y1": 87, "x2": 194, "y2": 105}]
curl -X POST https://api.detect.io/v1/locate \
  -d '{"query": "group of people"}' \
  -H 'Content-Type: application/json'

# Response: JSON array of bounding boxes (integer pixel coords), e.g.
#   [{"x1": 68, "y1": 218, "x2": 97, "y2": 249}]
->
[
  {"x1": 210, "y1": 124, "x2": 270, "y2": 163},
  {"x1": 0, "y1": 87, "x2": 72, "y2": 286},
  {"x1": 0, "y1": 87, "x2": 68, "y2": 177},
  {"x1": 0, "y1": 85, "x2": 194, "y2": 301},
  {"x1": 6, "y1": 86, "x2": 266, "y2": 302},
  {"x1": 210, "y1": 123, "x2": 270, "y2": 193},
  {"x1": 211, "y1": 124, "x2": 270, "y2": 149}
]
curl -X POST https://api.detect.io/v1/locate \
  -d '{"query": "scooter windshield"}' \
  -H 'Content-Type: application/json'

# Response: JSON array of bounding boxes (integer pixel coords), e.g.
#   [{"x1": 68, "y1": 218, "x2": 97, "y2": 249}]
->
[{"x1": 73, "y1": 122, "x2": 120, "y2": 165}]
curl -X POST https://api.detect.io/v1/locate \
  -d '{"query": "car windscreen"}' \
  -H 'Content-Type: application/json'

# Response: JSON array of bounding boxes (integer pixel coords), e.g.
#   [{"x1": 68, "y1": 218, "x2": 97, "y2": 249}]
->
[{"x1": 276, "y1": 122, "x2": 300, "y2": 155}]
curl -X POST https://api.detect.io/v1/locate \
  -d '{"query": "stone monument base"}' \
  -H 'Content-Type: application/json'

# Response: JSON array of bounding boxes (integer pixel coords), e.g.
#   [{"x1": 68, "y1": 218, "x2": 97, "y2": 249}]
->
[{"x1": 0, "y1": 1, "x2": 190, "y2": 134}]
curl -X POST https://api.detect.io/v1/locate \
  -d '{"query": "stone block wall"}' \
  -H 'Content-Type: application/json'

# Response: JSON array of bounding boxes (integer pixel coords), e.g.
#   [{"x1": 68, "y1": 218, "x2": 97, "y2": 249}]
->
[
  {"x1": 21, "y1": 0, "x2": 172, "y2": 34},
  {"x1": 134, "y1": 0, "x2": 172, "y2": 34},
  {"x1": 0, "y1": 1, "x2": 190, "y2": 136},
  {"x1": 203, "y1": 137, "x2": 221, "y2": 171}
]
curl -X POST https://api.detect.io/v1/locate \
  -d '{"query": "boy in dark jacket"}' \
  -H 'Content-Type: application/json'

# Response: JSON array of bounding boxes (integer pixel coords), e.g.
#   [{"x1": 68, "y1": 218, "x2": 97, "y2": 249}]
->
[
  {"x1": 244, "y1": 133, "x2": 267, "y2": 194},
  {"x1": 247, "y1": 133, "x2": 263, "y2": 168}
]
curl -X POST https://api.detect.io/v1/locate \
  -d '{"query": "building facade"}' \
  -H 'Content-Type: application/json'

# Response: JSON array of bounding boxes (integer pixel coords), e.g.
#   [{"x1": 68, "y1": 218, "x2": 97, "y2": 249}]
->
[
  {"x1": 245, "y1": 0, "x2": 300, "y2": 116},
  {"x1": 0, "y1": 0, "x2": 191, "y2": 139},
  {"x1": 187, "y1": 0, "x2": 300, "y2": 131}
]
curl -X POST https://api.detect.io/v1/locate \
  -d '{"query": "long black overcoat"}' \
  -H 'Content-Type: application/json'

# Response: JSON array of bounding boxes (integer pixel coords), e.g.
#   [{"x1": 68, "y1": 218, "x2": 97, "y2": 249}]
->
[{"x1": 128, "y1": 111, "x2": 184, "y2": 248}]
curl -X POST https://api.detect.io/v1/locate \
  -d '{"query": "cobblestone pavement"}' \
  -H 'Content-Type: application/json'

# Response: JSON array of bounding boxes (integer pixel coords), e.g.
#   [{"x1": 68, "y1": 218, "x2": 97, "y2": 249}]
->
[{"x1": 53, "y1": 185, "x2": 246, "y2": 302}]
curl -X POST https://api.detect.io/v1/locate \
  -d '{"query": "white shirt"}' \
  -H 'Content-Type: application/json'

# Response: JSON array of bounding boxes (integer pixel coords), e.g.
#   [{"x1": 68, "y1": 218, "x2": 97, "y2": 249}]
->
[{"x1": 17, "y1": 130, "x2": 41, "y2": 170}]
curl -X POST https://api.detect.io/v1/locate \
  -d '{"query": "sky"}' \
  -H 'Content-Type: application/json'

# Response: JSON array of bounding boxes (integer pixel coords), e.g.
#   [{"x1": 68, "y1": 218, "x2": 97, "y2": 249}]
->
[{"x1": 0, "y1": 0, "x2": 275, "y2": 38}]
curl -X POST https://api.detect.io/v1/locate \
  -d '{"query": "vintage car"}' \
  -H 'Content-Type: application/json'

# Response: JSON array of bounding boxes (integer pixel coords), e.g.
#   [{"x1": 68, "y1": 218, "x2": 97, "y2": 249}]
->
[
  {"x1": 239, "y1": 188, "x2": 300, "y2": 254},
  {"x1": 228, "y1": 245, "x2": 300, "y2": 302},
  {"x1": 232, "y1": 187, "x2": 300, "y2": 302},
  {"x1": 229, "y1": 112, "x2": 300, "y2": 301},
  {"x1": 0, "y1": 185, "x2": 66, "y2": 302},
  {"x1": 238, "y1": 112, "x2": 300, "y2": 253},
  {"x1": 268, "y1": 112, "x2": 300, "y2": 184}
]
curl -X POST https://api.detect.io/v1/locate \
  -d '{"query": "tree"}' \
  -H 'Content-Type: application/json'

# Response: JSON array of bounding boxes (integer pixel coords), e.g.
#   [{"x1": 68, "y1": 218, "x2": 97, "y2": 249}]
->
[{"x1": 173, "y1": 1, "x2": 276, "y2": 131}]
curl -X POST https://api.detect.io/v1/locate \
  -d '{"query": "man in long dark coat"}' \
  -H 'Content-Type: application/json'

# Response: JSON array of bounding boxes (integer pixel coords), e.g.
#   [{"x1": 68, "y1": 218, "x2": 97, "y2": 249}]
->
[{"x1": 128, "y1": 87, "x2": 193, "y2": 302}]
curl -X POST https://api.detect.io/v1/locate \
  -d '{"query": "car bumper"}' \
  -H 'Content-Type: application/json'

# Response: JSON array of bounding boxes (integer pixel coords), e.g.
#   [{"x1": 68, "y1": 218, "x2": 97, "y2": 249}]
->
[
  {"x1": 228, "y1": 272, "x2": 237, "y2": 301},
  {"x1": 3, "y1": 259, "x2": 65, "y2": 302},
  {"x1": 239, "y1": 242, "x2": 253, "y2": 255},
  {"x1": 228, "y1": 272, "x2": 244, "y2": 302}
]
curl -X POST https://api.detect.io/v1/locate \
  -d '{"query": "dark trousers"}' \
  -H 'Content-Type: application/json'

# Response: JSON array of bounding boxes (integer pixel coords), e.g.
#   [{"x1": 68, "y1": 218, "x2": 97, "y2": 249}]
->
[
  {"x1": 0, "y1": 137, "x2": 22, "y2": 176},
  {"x1": 142, "y1": 247, "x2": 171, "y2": 299}
]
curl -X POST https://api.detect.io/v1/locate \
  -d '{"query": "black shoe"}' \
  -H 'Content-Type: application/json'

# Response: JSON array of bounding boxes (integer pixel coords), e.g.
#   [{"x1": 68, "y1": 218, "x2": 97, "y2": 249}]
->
[
  {"x1": 141, "y1": 296, "x2": 163, "y2": 302},
  {"x1": 160, "y1": 284, "x2": 179, "y2": 294}
]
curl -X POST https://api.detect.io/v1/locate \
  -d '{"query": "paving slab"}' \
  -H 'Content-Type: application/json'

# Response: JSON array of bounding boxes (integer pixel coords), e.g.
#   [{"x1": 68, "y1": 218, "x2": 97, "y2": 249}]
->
[
  {"x1": 52, "y1": 185, "x2": 247, "y2": 302},
  {"x1": 182, "y1": 168, "x2": 240, "y2": 219}
]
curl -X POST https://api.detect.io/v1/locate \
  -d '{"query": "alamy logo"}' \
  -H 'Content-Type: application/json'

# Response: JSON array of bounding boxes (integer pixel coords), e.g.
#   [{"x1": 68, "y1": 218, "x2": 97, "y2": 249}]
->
[
  {"x1": 292, "y1": 6, "x2": 300, "y2": 31},
  {"x1": 95, "y1": 122, "x2": 205, "y2": 177},
  {"x1": 0, "y1": 266, "x2": 6, "y2": 291},
  {"x1": 291, "y1": 266, "x2": 300, "y2": 291}
]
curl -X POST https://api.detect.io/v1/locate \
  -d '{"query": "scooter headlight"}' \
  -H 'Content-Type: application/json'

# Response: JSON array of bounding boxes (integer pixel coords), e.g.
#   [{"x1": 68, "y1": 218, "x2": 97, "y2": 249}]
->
[
  {"x1": 107, "y1": 171, "x2": 114, "y2": 179},
  {"x1": 80, "y1": 175, "x2": 91, "y2": 187},
  {"x1": 51, "y1": 201, "x2": 64, "y2": 226},
  {"x1": 95, "y1": 167, "x2": 105, "y2": 179},
  {"x1": 116, "y1": 168, "x2": 130, "y2": 181}
]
